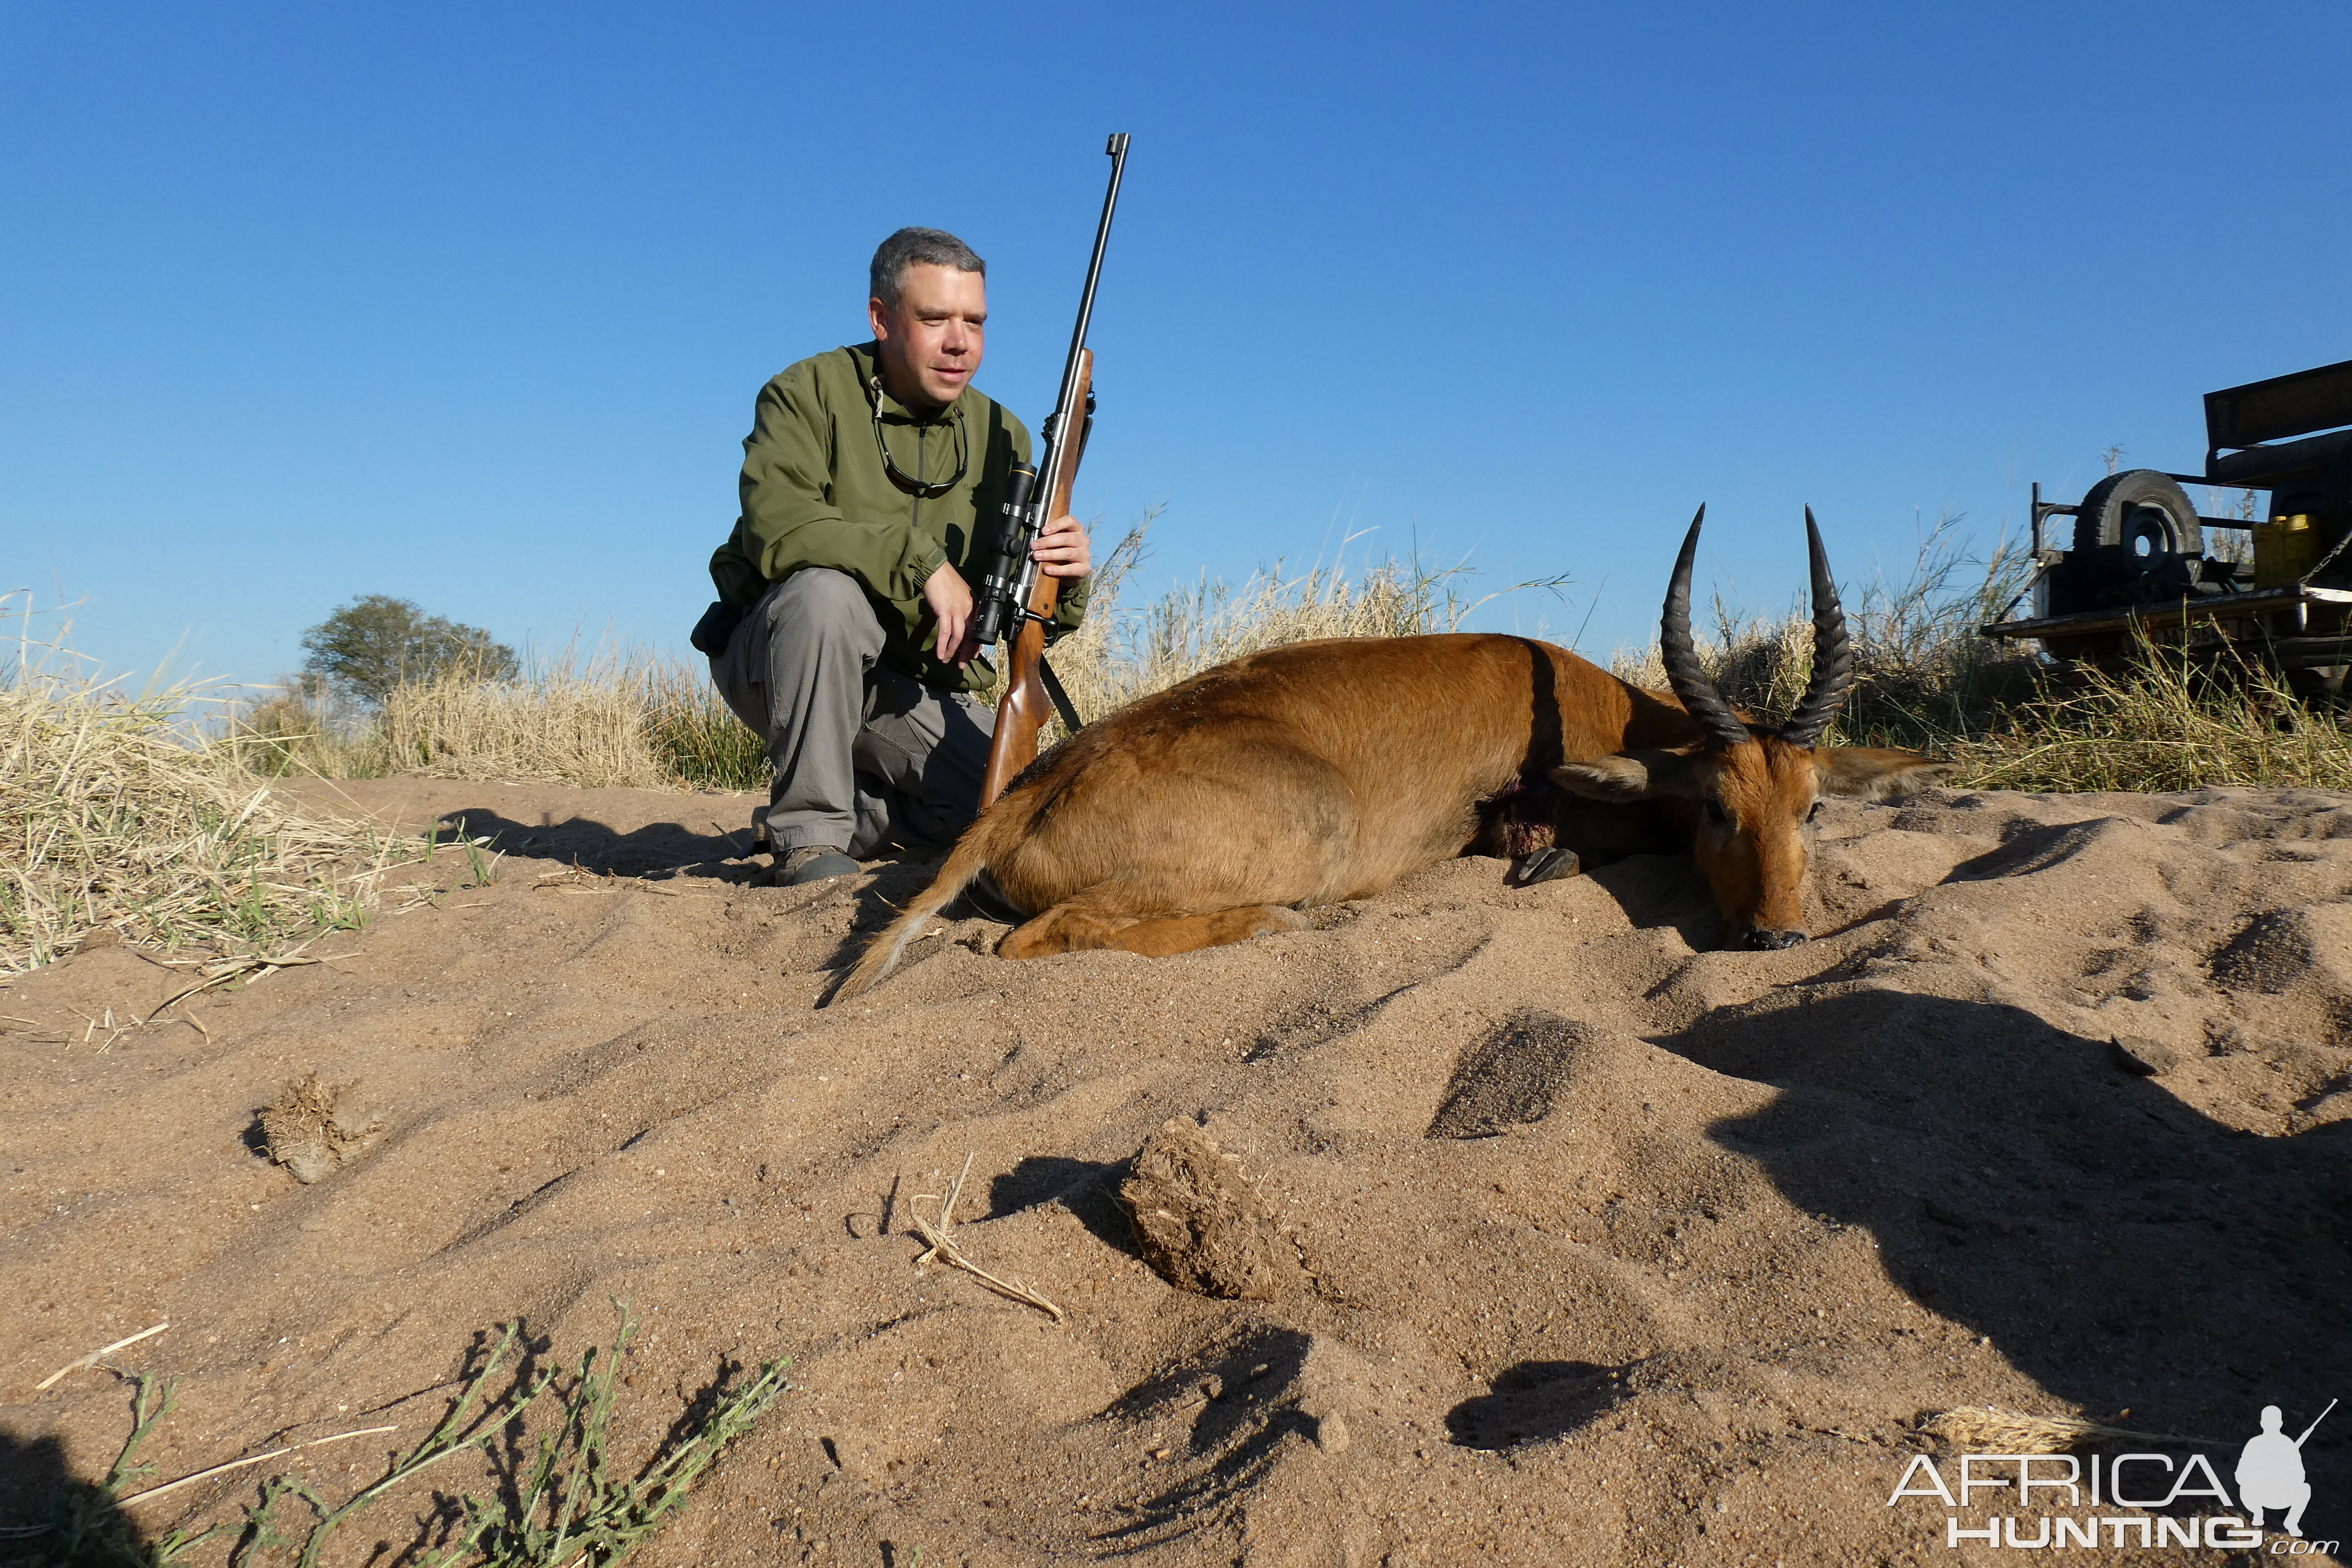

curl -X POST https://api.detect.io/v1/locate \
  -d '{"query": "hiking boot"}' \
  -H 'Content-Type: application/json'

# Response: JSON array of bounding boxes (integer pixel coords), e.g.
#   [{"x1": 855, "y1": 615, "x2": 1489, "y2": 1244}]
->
[{"x1": 774, "y1": 845, "x2": 860, "y2": 886}]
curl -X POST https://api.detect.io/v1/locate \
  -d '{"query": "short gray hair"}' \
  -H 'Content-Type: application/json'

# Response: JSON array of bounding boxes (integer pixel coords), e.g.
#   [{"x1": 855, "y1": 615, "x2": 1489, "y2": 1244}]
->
[{"x1": 869, "y1": 227, "x2": 985, "y2": 306}]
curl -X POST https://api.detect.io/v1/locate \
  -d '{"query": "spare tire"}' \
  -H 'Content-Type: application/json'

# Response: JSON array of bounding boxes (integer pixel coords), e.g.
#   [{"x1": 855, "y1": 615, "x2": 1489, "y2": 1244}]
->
[
  {"x1": 2078, "y1": 467, "x2": 2202, "y2": 561},
  {"x1": 2065, "y1": 469, "x2": 2203, "y2": 603}
]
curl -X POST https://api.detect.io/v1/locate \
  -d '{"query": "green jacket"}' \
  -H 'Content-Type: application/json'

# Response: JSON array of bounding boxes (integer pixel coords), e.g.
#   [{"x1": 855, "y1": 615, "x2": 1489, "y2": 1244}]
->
[{"x1": 708, "y1": 342, "x2": 1089, "y2": 692}]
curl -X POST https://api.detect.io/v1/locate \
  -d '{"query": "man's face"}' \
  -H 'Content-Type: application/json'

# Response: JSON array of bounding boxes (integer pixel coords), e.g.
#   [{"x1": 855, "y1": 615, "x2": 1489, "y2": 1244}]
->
[{"x1": 869, "y1": 263, "x2": 987, "y2": 411}]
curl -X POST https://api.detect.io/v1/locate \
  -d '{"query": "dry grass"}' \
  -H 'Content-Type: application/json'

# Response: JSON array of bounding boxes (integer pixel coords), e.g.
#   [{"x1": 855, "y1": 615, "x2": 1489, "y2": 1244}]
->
[
  {"x1": 230, "y1": 643, "x2": 768, "y2": 793},
  {"x1": 271, "y1": 520, "x2": 1555, "y2": 787},
  {"x1": 1956, "y1": 643, "x2": 2352, "y2": 793},
  {"x1": 1602, "y1": 510, "x2": 2352, "y2": 793},
  {"x1": 255, "y1": 513, "x2": 2352, "y2": 804},
  {"x1": 1, "y1": 600, "x2": 429, "y2": 977},
  {"x1": 1016, "y1": 517, "x2": 1558, "y2": 744},
  {"x1": 1609, "y1": 510, "x2": 2043, "y2": 752},
  {"x1": 375, "y1": 652, "x2": 672, "y2": 788},
  {"x1": 1921, "y1": 1405, "x2": 2209, "y2": 1455},
  {"x1": 226, "y1": 674, "x2": 378, "y2": 779}
]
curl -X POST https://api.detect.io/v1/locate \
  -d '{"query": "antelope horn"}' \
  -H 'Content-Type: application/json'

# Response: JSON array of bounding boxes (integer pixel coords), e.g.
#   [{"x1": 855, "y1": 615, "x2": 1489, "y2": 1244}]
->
[
  {"x1": 1778, "y1": 507, "x2": 1854, "y2": 747},
  {"x1": 1659, "y1": 505, "x2": 1752, "y2": 752}
]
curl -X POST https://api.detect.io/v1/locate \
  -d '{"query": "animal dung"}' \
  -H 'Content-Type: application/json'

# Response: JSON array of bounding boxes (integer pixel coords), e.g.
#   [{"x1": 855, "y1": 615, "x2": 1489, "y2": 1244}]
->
[
  {"x1": 1426, "y1": 1010, "x2": 1598, "y2": 1138},
  {"x1": 2108, "y1": 1034, "x2": 2177, "y2": 1076},
  {"x1": 2208, "y1": 908, "x2": 2323, "y2": 994},
  {"x1": 1118, "y1": 1119, "x2": 1300, "y2": 1301},
  {"x1": 259, "y1": 1073, "x2": 383, "y2": 1184}
]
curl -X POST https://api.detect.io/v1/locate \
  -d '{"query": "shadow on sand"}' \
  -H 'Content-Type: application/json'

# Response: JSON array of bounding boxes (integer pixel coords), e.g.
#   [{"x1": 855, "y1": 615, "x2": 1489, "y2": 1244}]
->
[
  {"x1": 1465, "y1": 987, "x2": 2351, "y2": 1536},
  {"x1": 0, "y1": 1416, "x2": 158, "y2": 1566},
  {"x1": 429, "y1": 806, "x2": 758, "y2": 881}
]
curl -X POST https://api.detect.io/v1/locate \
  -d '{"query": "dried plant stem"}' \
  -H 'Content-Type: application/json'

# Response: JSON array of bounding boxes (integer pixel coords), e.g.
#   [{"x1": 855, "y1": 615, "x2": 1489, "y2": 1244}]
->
[
  {"x1": 902, "y1": 1153, "x2": 1066, "y2": 1322},
  {"x1": 33, "y1": 1321, "x2": 170, "y2": 1392},
  {"x1": 143, "y1": 947, "x2": 340, "y2": 1021},
  {"x1": 117, "y1": 1426, "x2": 398, "y2": 1509}
]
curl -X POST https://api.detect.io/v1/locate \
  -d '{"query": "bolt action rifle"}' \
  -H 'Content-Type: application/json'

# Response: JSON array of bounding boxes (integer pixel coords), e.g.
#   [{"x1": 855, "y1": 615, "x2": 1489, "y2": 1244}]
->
[{"x1": 970, "y1": 132, "x2": 1130, "y2": 809}]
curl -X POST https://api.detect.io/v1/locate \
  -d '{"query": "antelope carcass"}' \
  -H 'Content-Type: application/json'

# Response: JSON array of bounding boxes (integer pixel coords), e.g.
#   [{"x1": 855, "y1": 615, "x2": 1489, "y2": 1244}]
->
[{"x1": 836, "y1": 508, "x2": 1947, "y2": 1000}]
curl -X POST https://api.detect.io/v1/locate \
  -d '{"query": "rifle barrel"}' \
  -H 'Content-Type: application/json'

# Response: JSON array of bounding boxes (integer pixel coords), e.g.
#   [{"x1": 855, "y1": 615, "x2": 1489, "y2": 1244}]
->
[
  {"x1": 1045, "y1": 134, "x2": 1129, "y2": 488},
  {"x1": 967, "y1": 135, "x2": 1129, "y2": 653},
  {"x1": 2295, "y1": 1397, "x2": 2337, "y2": 1447}
]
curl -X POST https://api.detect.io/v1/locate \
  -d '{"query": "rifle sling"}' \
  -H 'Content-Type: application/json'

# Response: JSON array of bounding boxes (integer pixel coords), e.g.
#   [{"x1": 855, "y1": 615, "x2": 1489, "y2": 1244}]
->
[{"x1": 1037, "y1": 652, "x2": 1084, "y2": 736}]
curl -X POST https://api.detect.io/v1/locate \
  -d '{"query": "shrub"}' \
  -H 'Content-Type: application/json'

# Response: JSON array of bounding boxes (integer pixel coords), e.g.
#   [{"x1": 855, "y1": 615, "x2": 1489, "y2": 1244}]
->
[{"x1": 301, "y1": 594, "x2": 518, "y2": 707}]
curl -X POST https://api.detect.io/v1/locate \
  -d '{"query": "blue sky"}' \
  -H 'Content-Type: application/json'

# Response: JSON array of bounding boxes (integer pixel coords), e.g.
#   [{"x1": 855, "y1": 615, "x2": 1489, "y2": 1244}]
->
[{"x1": 5, "y1": 2, "x2": 2349, "y2": 690}]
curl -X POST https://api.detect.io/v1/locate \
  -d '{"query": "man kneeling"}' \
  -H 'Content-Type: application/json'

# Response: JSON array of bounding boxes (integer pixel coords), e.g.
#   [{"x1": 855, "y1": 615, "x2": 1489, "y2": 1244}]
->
[{"x1": 699, "y1": 227, "x2": 1093, "y2": 885}]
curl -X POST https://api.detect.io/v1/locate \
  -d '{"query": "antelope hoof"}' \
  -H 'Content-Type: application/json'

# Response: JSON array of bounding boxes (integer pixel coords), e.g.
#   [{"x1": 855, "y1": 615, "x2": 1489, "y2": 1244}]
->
[
  {"x1": 1744, "y1": 927, "x2": 1809, "y2": 951},
  {"x1": 1510, "y1": 847, "x2": 1581, "y2": 887}
]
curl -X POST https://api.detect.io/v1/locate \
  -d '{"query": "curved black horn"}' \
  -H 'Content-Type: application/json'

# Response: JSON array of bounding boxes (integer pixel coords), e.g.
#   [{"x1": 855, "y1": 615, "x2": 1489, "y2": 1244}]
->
[
  {"x1": 1779, "y1": 507, "x2": 1855, "y2": 747},
  {"x1": 1659, "y1": 505, "x2": 1753, "y2": 751}
]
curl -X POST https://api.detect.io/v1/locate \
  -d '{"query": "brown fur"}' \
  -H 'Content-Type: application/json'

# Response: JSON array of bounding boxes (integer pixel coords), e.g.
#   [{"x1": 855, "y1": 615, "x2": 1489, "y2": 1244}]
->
[{"x1": 833, "y1": 634, "x2": 1945, "y2": 1000}]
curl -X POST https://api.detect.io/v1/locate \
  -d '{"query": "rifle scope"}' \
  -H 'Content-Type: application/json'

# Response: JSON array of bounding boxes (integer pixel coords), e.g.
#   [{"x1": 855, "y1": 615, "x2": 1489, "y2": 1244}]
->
[{"x1": 970, "y1": 465, "x2": 1039, "y2": 648}]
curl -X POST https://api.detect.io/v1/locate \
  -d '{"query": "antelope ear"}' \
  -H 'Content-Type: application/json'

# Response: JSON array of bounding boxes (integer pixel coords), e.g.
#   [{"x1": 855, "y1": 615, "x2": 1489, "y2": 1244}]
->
[
  {"x1": 1550, "y1": 750, "x2": 1706, "y2": 802},
  {"x1": 1814, "y1": 747, "x2": 1955, "y2": 802}
]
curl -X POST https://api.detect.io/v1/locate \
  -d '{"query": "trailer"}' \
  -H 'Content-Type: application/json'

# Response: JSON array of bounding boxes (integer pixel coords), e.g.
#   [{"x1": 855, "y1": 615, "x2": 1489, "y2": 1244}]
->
[{"x1": 1981, "y1": 357, "x2": 2352, "y2": 696}]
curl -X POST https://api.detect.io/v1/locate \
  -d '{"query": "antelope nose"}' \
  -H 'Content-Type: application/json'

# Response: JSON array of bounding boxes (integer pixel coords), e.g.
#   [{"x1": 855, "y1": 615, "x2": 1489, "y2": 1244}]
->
[{"x1": 1745, "y1": 928, "x2": 1808, "y2": 951}]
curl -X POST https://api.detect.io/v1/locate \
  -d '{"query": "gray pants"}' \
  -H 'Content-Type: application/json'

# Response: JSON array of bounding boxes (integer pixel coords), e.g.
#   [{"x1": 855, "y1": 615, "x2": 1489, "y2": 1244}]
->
[{"x1": 709, "y1": 569, "x2": 995, "y2": 858}]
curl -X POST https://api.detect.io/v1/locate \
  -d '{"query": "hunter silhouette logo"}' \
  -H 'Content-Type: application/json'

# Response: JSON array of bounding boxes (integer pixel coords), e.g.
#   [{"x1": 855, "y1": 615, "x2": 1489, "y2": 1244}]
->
[
  {"x1": 2239, "y1": 1400, "x2": 2334, "y2": 1538},
  {"x1": 1885, "y1": 1398, "x2": 2338, "y2": 1550}
]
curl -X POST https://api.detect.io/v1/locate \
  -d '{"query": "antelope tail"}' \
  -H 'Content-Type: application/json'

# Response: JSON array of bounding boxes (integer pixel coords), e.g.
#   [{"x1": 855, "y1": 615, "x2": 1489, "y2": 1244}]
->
[{"x1": 831, "y1": 798, "x2": 1031, "y2": 1003}]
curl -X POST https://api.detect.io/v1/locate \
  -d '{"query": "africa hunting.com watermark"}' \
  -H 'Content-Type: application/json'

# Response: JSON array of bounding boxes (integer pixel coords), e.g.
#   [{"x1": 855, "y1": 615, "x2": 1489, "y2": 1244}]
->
[{"x1": 1886, "y1": 1401, "x2": 2337, "y2": 1552}]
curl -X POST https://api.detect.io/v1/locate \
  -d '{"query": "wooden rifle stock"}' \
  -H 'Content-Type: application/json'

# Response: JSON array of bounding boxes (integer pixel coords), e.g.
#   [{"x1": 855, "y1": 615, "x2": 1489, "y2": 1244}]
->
[{"x1": 980, "y1": 351, "x2": 1091, "y2": 808}]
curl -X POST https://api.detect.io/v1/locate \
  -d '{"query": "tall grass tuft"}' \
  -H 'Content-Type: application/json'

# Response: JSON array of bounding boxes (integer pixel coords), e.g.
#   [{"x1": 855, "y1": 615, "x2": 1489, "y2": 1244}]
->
[
  {"x1": 1956, "y1": 641, "x2": 2352, "y2": 793},
  {"x1": 641, "y1": 666, "x2": 769, "y2": 791},
  {"x1": 1018, "y1": 517, "x2": 1560, "y2": 745},
  {"x1": 1610, "y1": 510, "x2": 2043, "y2": 751},
  {"x1": 381, "y1": 643, "x2": 770, "y2": 791},
  {"x1": 227, "y1": 673, "x2": 379, "y2": 779},
  {"x1": 232, "y1": 644, "x2": 770, "y2": 793},
  {"x1": 1, "y1": 597, "x2": 426, "y2": 976},
  {"x1": 374, "y1": 648, "x2": 672, "y2": 789}
]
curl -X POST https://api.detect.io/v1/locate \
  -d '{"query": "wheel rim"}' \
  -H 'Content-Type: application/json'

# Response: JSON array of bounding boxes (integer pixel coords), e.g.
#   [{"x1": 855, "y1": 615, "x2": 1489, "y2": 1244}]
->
[{"x1": 2125, "y1": 505, "x2": 2179, "y2": 571}]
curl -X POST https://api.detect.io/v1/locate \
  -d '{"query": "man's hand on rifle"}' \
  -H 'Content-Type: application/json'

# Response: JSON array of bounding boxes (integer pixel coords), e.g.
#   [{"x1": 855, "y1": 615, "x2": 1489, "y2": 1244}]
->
[
  {"x1": 1032, "y1": 514, "x2": 1092, "y2": 579},
  {"x1": 923, "y1": 559, "x2": 980, "y2": 666}
]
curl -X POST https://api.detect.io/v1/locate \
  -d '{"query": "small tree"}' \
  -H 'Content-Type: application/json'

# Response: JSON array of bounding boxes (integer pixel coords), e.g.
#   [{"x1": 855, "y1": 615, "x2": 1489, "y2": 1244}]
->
[{"x1": 300, "y1": 594, "x2": 519, "y2": 706}]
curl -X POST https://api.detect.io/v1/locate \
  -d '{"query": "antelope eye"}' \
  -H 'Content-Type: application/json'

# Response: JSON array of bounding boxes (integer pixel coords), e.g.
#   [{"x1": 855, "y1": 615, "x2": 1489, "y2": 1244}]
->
[
  {"x1": 1805, "y1": 801, "x2": 1823, "y2": 823},
  {"x1": 1704, "y1": 799, "x2": 1732, "y2": 828}
]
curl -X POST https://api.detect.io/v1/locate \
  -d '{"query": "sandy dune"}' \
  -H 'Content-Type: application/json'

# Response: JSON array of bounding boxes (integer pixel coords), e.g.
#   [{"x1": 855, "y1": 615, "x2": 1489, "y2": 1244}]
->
[{"x1": 3, "y1": 776, "x2": 2348, "y2": 1565}]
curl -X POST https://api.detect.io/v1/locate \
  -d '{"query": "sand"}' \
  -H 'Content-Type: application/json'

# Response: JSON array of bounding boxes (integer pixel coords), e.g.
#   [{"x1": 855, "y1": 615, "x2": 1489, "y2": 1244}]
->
[{"x1": 3, "y1": 774, "x2": 2348, "y2": 1565}]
